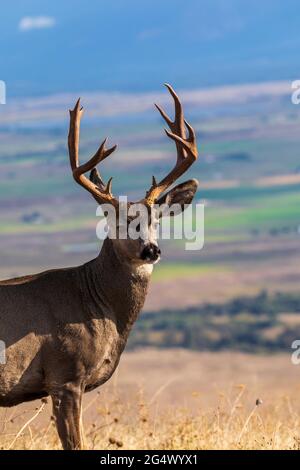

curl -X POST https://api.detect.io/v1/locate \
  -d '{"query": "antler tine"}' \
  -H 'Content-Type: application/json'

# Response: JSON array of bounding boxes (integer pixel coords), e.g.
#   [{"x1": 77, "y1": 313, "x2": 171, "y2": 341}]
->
[
  {"x1": 68, "y1": 99, "x2": 118, "y2": 206},
  {"x1": 73, "y1": 138, "x2": 117, "y2": 177},
  {"x1": 145, "y1": 85, "x2": 198, "y2": 205},
  {"x1": 164, "y1": 84, "x2": 185, "y2": 132},
  {"x1": 154, "y1": 103, "x2": 172, "y2": 127},
  {"x1": 155, "y1": 84, "x2": 187, "y2": 164},
  {"x1": 68, "y1": 98, "x2": 83, "y2": 172}
]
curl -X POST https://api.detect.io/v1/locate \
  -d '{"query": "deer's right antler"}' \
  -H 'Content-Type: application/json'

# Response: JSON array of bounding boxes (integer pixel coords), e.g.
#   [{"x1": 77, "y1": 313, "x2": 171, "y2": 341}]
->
[{"x1": 68, "y1": 99, "x2": 119, "y2": 207}]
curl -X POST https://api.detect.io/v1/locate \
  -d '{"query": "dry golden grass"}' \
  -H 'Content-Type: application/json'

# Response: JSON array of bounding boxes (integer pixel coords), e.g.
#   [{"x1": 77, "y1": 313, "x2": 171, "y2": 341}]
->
[
  {"x1": 1, "y1": 386, "x2": 300, "y2": 450},
  {"x1": 1, "y1": 350, "x2": 300, "y2": 450}
]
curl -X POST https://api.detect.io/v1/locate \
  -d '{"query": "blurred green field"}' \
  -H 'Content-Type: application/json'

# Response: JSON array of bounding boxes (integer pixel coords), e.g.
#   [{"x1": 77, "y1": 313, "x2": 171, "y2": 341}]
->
[
  {"x1": 0, "y1": 88, "x2": 300, "y2": 297},
  {"x1": 152, "y1": 262, "x2": 229, "y2": 282},
  {"x1": 205, "y1": 188, "x2": 300, "y2": 233}
]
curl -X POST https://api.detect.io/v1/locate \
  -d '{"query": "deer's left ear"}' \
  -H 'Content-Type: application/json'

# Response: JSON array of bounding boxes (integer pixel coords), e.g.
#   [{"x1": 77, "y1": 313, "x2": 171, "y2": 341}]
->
[{"x1": 157, "y1": 179, "x2": 199, "y2": 218}]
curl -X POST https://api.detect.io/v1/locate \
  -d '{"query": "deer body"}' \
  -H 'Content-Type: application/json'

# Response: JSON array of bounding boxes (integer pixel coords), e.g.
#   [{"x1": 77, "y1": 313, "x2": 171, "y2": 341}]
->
[
  {"x1": 0, "y1": 85, "x2": 199, "y2": 449},
  {"x1": 0, "y1": 238, "x2": 151, "y2": 406}
]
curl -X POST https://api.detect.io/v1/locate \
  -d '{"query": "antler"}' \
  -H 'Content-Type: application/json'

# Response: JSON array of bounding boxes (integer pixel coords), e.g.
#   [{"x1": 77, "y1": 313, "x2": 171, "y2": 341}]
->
[
  {"x1": 68, "y1": 99, "x2": 119, "y2": 207},
  {"x1": 145, "y1": 84, "x2": 198, "y2": 205}
]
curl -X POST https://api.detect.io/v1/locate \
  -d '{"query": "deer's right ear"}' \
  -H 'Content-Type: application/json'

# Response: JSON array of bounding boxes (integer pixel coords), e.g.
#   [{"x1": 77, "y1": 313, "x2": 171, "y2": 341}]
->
[{"x1": 157, "y1": 179, "x2": 199, "y2": 218}]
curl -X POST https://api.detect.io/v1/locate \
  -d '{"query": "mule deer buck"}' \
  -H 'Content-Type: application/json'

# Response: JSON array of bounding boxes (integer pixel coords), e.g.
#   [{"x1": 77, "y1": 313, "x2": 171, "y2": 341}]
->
[{"x1": 0, "y1": 85, "x2": 198, "y2": 449}]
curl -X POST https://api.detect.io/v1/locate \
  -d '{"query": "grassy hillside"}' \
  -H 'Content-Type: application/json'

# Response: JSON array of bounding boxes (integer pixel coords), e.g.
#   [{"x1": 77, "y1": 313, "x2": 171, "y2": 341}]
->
[{"x1": 129, "y1": 291, "x2": 300, "y2": 352}]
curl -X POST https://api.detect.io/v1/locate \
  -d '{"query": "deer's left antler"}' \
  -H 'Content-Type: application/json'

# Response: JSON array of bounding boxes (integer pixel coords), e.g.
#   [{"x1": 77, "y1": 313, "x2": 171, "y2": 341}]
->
[{"x1": 145, "y1": 84, "x2": 198, "y2": 205}]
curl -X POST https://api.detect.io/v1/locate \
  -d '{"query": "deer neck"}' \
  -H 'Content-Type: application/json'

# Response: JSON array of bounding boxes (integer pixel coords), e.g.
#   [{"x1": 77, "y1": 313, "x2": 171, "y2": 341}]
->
[{"x1": 80, "y1": 237, "x2": 152, "y2": 338}]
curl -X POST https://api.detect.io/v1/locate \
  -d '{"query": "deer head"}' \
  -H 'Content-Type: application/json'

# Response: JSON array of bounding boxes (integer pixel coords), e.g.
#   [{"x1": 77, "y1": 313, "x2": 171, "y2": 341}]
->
[{"x1": 68, "y1": 84, "x2": 199, "y2": 265}]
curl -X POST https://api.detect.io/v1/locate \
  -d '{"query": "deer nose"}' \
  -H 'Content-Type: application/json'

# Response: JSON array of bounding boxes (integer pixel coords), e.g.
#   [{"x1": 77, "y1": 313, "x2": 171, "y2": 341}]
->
[{"x1": 141, "y1": 244, "x2": 161, "y2": 262}]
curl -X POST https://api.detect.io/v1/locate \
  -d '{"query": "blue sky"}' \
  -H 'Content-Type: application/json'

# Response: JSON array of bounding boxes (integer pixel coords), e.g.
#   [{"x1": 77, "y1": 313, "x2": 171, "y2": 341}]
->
[{"x1": 0, "y1": 0, "x2": 300, "y2": 96}]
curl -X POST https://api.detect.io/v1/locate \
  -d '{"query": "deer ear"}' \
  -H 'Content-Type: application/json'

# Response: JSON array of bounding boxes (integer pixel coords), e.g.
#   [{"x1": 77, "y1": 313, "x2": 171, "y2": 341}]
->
[{"x1": 157, "y1": 179, "x2": 199, "y2": 218}]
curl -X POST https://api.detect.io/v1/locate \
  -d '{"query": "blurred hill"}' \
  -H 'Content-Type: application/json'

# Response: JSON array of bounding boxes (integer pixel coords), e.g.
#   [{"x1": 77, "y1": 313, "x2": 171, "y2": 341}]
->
[{"x1": 1, "y1": 79, "x2": 300, "y2": 352}]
